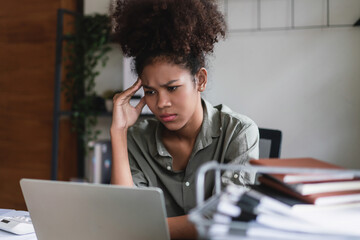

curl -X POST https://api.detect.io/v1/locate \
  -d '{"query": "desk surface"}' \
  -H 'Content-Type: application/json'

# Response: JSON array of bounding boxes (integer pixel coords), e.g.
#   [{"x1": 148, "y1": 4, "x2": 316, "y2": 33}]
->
[
  {"x1": 0, "y1": 231, "x2": 37, "y2": 240},
  {"x1": 0, "y1": 209, "x2": 37, "y2": 240}
]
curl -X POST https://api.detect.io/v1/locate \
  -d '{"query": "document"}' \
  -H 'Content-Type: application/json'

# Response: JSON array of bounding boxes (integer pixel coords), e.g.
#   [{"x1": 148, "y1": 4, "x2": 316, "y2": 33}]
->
[{"x1": 203, "y1": 185, "x2": 360, "y2": 239}]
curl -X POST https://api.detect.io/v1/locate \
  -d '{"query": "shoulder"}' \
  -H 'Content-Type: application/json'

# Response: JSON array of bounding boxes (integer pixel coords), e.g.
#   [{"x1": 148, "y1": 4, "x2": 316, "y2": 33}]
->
[
  {"x1": 218, "y1": 104, "x2": 256, "y2": 127},
  {"x1": 127, "y1": 117, "x2": 159, "y2": 141},
  {"x1": 204, "y1": 100, "x2": 260, "y2": 160},
  {"x1": 204, "y1": 99, "x2": 258, "y2": 133}
]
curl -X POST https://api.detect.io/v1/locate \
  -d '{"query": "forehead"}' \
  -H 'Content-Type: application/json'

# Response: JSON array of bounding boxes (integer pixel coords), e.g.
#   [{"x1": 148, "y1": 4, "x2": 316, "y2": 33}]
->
[{"x1": 141, "y1": 61, "x2": 192, "y2": 85}]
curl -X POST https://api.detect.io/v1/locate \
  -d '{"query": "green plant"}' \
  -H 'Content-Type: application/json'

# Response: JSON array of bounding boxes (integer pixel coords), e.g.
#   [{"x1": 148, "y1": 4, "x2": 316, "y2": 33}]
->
[
  {"x1": 102, "y1": 89, "x2": 117, "y2": 100},
  {"x1": 62, "y1": 13, "x2": 112, "y2": 153}
]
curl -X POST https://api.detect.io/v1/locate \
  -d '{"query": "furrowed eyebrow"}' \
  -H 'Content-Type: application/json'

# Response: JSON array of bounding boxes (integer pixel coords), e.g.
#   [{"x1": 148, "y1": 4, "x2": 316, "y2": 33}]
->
[
  {"x1": 142, "y1": 84, "x2": 153, "y2": 89},
  {"x1": 160, "y1": 79, "x2": 179, "y2": 87},
  {"x1": 142, "y1": 79, "x2": 179, "y2": 89}
]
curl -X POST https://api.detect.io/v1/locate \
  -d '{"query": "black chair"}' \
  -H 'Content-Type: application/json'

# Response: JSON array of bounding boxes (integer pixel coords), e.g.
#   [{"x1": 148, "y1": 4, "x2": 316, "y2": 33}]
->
[{"x1": 258, "y1": 128, "x2": 282, "y2": 158}]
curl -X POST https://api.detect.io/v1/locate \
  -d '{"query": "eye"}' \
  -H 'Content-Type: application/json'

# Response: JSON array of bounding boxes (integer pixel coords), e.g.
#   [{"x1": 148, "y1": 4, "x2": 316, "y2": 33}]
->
[
  {"x1": 144, "y1": 90, "x2": 156, "y2": 96},
  {"x1": 167, "y1": 86, "x2": 178, "y2": 92}
]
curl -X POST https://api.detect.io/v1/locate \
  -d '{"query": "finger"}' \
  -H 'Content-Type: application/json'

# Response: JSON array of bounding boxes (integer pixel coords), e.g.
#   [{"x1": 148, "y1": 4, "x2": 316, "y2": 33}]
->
[
  {"x1": 135, "y1": 97, "x2": 146, "y2": 114},
  {"x1": 122, "y1": 78, "x2": 142, "y2": 97},
  {"x1": 114, "y1": 79, "x2": 142, "y2": 103}
]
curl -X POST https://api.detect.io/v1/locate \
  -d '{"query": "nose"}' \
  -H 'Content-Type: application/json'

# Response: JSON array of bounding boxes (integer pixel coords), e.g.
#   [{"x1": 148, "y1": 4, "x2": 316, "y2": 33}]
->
[{"x1": 157, "y1": 92, "x2": 171, "y2": 109}]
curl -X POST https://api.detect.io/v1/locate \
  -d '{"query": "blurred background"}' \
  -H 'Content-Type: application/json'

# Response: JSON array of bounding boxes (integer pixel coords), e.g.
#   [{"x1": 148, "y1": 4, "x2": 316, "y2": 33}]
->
[{"x1": 0, "y1": 0, "x2": 359, "y2": 210}]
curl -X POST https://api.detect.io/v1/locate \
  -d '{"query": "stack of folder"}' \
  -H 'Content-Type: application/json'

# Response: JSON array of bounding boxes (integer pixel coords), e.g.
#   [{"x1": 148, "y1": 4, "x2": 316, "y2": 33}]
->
[
  {"x1": 190, "y1": 159, "x2": 360, "y2": 239},
  {"x1": 204, "y1": 184, "x2": 360, "y2": 239},
  {"x1": 250, "y1": 158, "x2": 360, "y2": 206}
]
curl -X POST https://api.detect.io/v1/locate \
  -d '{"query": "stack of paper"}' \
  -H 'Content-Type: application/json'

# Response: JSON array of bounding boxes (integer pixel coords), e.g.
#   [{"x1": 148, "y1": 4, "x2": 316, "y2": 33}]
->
[
  {"x1": 203, "y1": 185, "x2": 360, "y2": 240},
  {"x1": 250, "y1": 158, "x2": 360, "y2": 206}
]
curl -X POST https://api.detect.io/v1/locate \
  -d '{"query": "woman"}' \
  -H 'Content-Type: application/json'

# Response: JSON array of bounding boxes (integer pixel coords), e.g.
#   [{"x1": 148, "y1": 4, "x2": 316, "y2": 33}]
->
[{"x1": 110, "y1": 0, "x2": 259, "y2": 238}]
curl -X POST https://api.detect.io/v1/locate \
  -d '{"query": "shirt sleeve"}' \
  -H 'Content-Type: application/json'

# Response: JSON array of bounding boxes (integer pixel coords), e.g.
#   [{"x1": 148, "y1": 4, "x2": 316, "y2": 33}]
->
[
  {"x1": 221, "y1": 121, "x2": 260, "y2": 186},
  {"x1": 128, "y1": 147, "x2": 149, "y2": 187}
]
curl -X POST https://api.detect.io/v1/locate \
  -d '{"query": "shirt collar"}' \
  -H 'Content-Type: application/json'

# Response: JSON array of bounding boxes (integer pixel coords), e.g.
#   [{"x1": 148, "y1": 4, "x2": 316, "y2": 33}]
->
[
  {"x1": 151, "y1": 123, "x2": 168, "y2": 157},
  {"x1": 201, "y1": 98, "x2": 221, "y2": 138},
  {"x1": 192, "y1": 99, "x2": 221, "y2": 152}
]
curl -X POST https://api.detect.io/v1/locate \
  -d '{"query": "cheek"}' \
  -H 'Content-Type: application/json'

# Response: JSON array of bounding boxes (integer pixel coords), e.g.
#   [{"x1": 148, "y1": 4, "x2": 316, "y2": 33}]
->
[
  {"x1": 180, "y1": 85, "x2": 197, "y2": 99},
  {"x1": 144, "y1": 96, "x2": 154, "y2": 108},
  {"x1": 173, "y1": 87, "x2": 197, "y2": 107},
  {"x1": 144, "y1": 96, "x2": 161, "y2": 113}
]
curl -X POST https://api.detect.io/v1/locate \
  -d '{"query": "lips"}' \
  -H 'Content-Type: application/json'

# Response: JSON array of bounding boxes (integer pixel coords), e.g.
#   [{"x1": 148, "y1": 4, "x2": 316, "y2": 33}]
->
[{"x1": 159, "y1": 114, "x2": 177, "y2": 122}]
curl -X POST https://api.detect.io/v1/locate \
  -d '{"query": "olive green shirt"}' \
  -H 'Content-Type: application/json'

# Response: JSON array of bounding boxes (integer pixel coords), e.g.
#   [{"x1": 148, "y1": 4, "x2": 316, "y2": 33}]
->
[{"x1": 127, "y1": 99, "x2": 259, "y2": 217}]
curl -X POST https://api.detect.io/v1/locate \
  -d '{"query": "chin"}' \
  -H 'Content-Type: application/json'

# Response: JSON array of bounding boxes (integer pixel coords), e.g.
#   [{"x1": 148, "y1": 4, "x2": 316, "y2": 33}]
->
[{"x1": 160, "y1": 120, "x2": 184, "y2": 132}]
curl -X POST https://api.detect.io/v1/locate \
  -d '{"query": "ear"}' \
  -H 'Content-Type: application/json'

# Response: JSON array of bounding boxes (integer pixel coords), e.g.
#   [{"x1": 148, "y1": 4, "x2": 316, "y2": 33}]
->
[{"x1": 196, "y1": 68, "x2": 208, "y2": 92}]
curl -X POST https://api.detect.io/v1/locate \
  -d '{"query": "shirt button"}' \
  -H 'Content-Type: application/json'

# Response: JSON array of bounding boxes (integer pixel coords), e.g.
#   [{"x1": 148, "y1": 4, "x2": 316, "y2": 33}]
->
[
  {"x1": 167, "y1": 166, "x2": 171, "y2": 171},
  {"x1": 185, "y1": 181, "x2": 190, "y2": 187}
]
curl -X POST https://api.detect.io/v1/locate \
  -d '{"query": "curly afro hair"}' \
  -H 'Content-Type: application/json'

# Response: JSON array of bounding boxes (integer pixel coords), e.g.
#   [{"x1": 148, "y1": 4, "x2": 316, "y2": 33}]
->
[{"x1": 111, "y1": 0, "x2": 226, "y2": 75}]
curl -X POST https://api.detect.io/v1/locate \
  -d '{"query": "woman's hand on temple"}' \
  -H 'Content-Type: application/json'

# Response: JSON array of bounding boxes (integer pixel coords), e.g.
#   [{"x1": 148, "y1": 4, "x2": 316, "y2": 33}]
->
[{"x1": 111, "y1": 79, "x2": 146, "y2": 131}]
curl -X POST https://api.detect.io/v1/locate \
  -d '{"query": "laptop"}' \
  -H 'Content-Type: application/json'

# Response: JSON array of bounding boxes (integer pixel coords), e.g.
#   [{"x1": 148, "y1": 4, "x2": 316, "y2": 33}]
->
[{"x1": 20, "y1": 179, "x2": 170, "y2": 240}]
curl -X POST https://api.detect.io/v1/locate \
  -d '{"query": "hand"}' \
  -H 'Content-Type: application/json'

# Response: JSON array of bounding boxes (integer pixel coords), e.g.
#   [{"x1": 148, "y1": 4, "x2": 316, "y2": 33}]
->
[{"x1": 111, "y1": 79, "x2": 146, "y2": 131}]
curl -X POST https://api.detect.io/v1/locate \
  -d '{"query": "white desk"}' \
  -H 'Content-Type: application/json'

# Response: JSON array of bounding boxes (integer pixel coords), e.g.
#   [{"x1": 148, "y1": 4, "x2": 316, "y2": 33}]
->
[
  {"x1": 0, "y1": 231, "x2": 36, "y2": 240},
  {"x1": 0, "y1": 209, "x2": 37, "y2": 240}
]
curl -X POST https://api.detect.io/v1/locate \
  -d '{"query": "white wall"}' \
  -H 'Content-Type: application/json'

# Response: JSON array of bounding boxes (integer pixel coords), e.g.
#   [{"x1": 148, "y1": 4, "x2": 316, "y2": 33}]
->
[
  {"x1": 203, "y1": 0, "x2": 360, "y2": 168},
  {"x1": 205, "y1": 28, "x2": 360, "y2": 168},
  {"x1": 85, "y1": 0, "x2": 360, "y2": 168}
]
